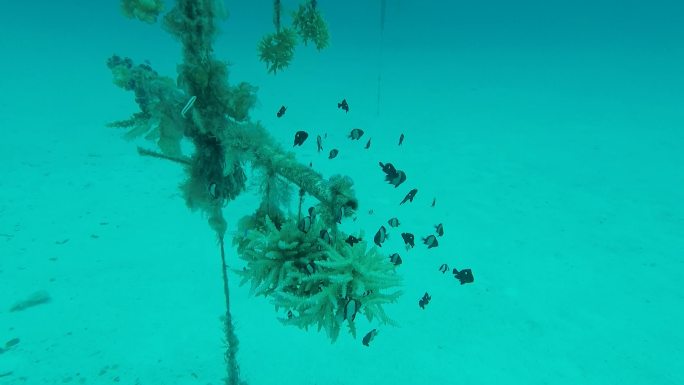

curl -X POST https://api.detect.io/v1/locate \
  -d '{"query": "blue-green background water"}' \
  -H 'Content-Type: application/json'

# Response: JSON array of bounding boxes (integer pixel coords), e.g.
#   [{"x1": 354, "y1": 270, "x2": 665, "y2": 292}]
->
[{"x1": 1, "y1": 1, "x2": 683, "y2": 384}]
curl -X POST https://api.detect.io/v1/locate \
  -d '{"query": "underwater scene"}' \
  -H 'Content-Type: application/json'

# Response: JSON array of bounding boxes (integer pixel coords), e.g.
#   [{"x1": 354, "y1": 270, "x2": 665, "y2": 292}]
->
[{"x1": 1, "y1": 0, "x2": 683, "y2": 384}]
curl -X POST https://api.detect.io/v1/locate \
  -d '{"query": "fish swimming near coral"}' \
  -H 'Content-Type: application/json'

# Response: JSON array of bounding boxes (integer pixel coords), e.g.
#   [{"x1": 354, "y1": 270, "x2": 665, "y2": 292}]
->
[
  {"x1": 338, "y1": 98, "x2": 349, "y2": 113},
  {"x1": 362, "y1": 329, "x2": 379, "y2": 346},
  {"x1": 276, "y1": 105, "x2": 287, "y2": 117},
  {"x1": 387, "y1": 217, "x2": 400, "y2": 228},
  {"x1": 453, "y1": 268, "x2": 474, "y2": 285},
  {"x1": 293, "y1": 130, "x2": 308, "y2": 146},
  {"x1": 344, "y1": 298, "x2": 361, "y2": 321},
  {"x1": 401, "y1": 232, "x2": 415, "y2": 248},
  {"x1": 349, "y1": 128, "x2": 364, "y2": 140},
  {"x1": 400, "y1": 188, "x2": 418, "y2": 205},
  {"x1": 298, "y1": 215, "x2": 312, "y2": 233},
  {"x1": 379, "y1": 162, "x2": 397, "y2": 176},
  {"x1": 379, "y1": 162, "x2": 407, "y2": 187},
  {"x1": 345, "y1": 235, "x2": 361, "y2": 246},
  {"x1": 389, "y1": 253, "x2": 402, "y2": 266},
  {"x1": 438, "y1": 263, "x2": 449, "y2": 273},
  {"x1": 319, "y1": 229, "x2": 332, "y2": 245},
  {"x1": 423, "y1": 234, "x2": 439, "y2": 249},
  {"x1": 374, "y1": 225, "x2": 388, "y2": 247},
  {"x1": 316, "y1": 134, "x2": 323, "y2": 152},
  {"x1": 329, "y1": 149, "x2": 339, "y2": 159},
  {"x1": 435, "y1": 223, "x2": 444, "y2": 237},
  {"x1": 418, "y1": 292, "x2": 431, "y2": 309}
]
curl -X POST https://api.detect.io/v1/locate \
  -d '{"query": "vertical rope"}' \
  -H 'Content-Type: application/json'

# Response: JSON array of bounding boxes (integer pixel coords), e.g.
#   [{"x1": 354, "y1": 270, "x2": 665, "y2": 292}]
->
[
  {"x1": 377, "y1": 0, "x2": 386, "y2": 116},
  {"x1": 273, "y1": 0, "x2": 281, "y2": 30},
  {"x1": 219, "y1": 235, "x2": 243, "y2": 385}
]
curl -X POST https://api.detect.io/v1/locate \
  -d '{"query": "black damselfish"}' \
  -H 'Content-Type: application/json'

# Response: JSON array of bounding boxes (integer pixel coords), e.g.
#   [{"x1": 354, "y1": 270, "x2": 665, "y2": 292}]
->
[
  {"x1": 316, "y1": 134, "x2": 323, "y2": 152},
  {"x1": 435, "y1": 223, "x2": 444, "y2": 236},
  {"x1": 423, "y1": 234, "x2": 438, "y2": 249},
  {"x1": 374, "y1": 225, "x2": 388, "y2": 247},
  {"x1": 338, "y1": 98, "x2": 349, "y2": 113},
  {"x1": 345, "y1": 235, "x2": 361, "y2": 246},
  {"x1": 400, "y1": 188, "x2": 418, "y2": 205},
  {"x1": 349, "y1": 128, "x2": 364, "y2": 140},
  {"x1": 362, "y1": 329, "x2": 378, "y2": 346},
  {"x1": 401, "y1": 232, "x2": 415, "y2": 248},
  {"x1": 418, "y1": 292, "x2": 431, "y2": 309},
  {"x1": 293, "y1": 130, "x2": 308, "y2": 146},
  {"x1": 453, "y1": 268, "x2": 474, "y2": 285}
]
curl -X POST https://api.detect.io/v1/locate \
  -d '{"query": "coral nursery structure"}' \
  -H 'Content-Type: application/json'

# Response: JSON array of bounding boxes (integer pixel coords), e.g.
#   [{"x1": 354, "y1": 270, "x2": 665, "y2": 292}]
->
[{"x1": 108, "y1": 1, "x2": 400, "y2": 384}]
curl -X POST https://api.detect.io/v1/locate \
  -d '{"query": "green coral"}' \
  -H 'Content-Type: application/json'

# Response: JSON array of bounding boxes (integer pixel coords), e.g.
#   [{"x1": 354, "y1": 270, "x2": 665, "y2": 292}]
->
[
  {"x1": 105, "y1": 55, "x2": 186, "y2": 157},
  {"x1": 234, "y1": 215, "x2": 401, "y2": 342},
  {"x1": 227, "y1": 82, "x2": 259, "y2": 122},
  {"x1": 258, "y1": 28, "x2": 297, "y2": 74},
  {"x1": 292, "y1": 2, "x2": 329, "y2": 50},
  {"x1": 120, "y1": 0, "x2": 164, "y2": 24}
]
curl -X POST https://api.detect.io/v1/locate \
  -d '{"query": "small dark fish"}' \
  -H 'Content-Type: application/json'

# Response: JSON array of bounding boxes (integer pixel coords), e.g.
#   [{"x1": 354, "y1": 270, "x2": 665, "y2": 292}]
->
[
  {"x1": 335, "y1": 206, "x2": 345, "y2": 224},
  {"x1": 349, "y1": 128, "x2": 364, "y2": 140},
  {"x1": 418, "y1": 292, "x2": 431, "y2": 309},
  {"x1": 293, "y1": 130, "x2": 308, "y2": 146},
  {"x1": 316, "y1": 134, "x2": 323, "y2": 152},
  {"x1": 309, "y1": 162, "x2": 313, "y2": 167},
  {"x1": 4, "y1": 338, "x2": 20, "y2": 349},
  {"x1": 362, "y1": 329, "x2": 378, "y2": 346},
  {"x1": 387, "y1": 217, "x2": 400, "y2": 228},
  {"x1": 298, "y1": 216, "x2": 312, "y2": 233},
  {"x1": 304, "y1": 260, "x2": 316, "y2": 275},
  {"x1": 453, "y1": 268, "x2": 474, "y2": 285},
  {"x1": 400, "y1": 188, "x2": 418, "y2": 205},
  {"x1": 431, "y1": 197, "x2": 436, "y2": 207},
  {"x1": 365, "y1": 138, "x2": 371, "y2": 149},
  {"x1": 329, "y1": 149, "x2": 339, "y2": 159},
  {"x1": 338, "y1": 98, "x2": 349, "y2": 113},
  {"x1": 423, "y1": 234, "x2": 439, "y2": 249},
  {"x1": 319, "y1": 229, "x2": 332, "y2": 245},
  {"x1": 308, "y1": 206, "x2": 316, "y2": 219},
  {"x1": 287, "y1": 310, "x2": 294, "y2": 319},
  {"x1": 435, "y1": 223, "x2": 444, "y2": 237},
  {"x1": 387, "y1": 170, "x2": 407, "y2": 188},
  {"x1": 368, "y1": 209, "x2": 374, "y2": 215},
  {"x1": 374, "y1": 225, "x2": 388, "y2": 247},
  {"x1": 378, "y1": 162, "x2": 397, "y2": 176},
  {"x1": 345, "y1": 235, "x2": 361, "y2": 246},
  {"x1": 398, "y1": 133, "x2": 404, "y2": 146},
  {"x1": 344, "y1": 298, "x2": 360, "y2": 321},
  {"x1": 438, "y1": 263, "x2": 448, "y2": 273},
  {"x1": 208, "y1": 182, "x2": 219, "y2": 199},
  {"x1": 401, "y1": 232, "x2": 415, "y2": 248},
  {"x1": 276, "y1": 105, "x2": 287, "y2": 117},
  {"x1": 389, "y1": 253, "x2": 402, "y2": 266}
]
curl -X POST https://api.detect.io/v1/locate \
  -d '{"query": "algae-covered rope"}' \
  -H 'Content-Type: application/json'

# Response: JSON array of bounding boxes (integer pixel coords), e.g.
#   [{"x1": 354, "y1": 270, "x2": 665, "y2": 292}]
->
[{"x1": 219, "y1": 235, "x2": 243, "y2": 385}]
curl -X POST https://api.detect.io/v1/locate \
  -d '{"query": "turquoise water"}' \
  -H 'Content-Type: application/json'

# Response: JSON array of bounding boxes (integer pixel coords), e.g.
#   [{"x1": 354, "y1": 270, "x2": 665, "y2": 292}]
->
[{"x1": 1, "y1": 1, "x2": 683, "y2": 384}]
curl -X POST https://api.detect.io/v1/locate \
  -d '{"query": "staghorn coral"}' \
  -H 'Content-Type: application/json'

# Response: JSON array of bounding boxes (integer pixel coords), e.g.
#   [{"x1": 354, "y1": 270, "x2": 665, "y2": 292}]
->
[
  {"x1": 292, "y1": 1, "x2": 329, "y2": 50},
  {"x1": 234, "y1": 215, "x2": 401, "y2": 342},
  {"x1": 108, "y1": 1, "x2": 400, "y2": 383},
  {"x1": 120, "y1": 0, "x2": 164, "y2": 24},
  {"x1": 258, "y1": 28, "x2": 298, "y2": 74}
]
